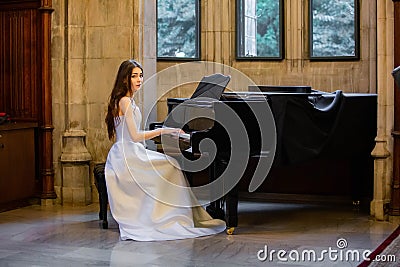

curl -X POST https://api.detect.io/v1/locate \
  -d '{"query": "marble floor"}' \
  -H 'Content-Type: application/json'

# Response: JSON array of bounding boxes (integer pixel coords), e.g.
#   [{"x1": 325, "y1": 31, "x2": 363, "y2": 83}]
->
[{"x1": 0, "y1": 199, "x2": 398, "y2": 267}]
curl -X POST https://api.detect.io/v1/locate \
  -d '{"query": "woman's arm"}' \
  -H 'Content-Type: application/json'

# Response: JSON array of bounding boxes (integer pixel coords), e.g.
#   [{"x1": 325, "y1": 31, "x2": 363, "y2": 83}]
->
[{"x1": 119, "y1": 97, "x2": 180, "y2": 142}]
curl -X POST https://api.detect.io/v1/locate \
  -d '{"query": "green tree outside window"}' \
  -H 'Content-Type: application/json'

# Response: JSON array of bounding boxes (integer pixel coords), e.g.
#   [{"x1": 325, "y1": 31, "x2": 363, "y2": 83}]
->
[
  {"x1": 237, "y1": 0, "x2": 283, "y2": 59},
  {"x1": 310, "y1": 0, "x2": 359, "y2": 59},
  {"x1": 157, "y1": 0, "x2": 200, "y2": 60}
]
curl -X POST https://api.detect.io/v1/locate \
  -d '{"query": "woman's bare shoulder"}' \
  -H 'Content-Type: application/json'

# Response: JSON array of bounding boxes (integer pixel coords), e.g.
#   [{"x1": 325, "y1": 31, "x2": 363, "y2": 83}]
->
[
  {"x1": 118, "y1": 96, "x2": 131, "y2": 107},
  {"x1": 119, "y1": 96, "x2": 130, "y2": 103},
  {"x1": 118, "y1": 96, "x2": 131, "y2": 115}
]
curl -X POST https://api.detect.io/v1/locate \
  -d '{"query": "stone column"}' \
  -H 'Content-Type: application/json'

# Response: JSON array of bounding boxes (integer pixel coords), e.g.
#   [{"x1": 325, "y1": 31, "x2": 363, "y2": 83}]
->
[
  {"x1": 60, "y1": 130, "x2": 92, "y2": 205},
  {"x1": 371, "y1": 0, "x2": 394, "y2": 221},
  {"x1": 389, "y1": 0, "x2": 400, "y2": 221},
  {"x1": 60, "y1": 0, "x2": 92, "y2": 205}
]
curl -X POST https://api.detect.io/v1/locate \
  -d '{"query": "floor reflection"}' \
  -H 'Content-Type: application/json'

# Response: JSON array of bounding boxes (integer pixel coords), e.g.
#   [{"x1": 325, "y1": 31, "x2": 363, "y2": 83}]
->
[{"x1": 0, "y1": 200, "x2": 396, "y2": 266}]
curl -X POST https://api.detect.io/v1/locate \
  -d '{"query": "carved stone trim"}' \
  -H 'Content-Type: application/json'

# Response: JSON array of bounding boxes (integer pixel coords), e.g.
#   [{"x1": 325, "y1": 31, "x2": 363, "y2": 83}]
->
[
  {"x1": 372, "y1": 138, "x2": 391, "y2": 159},
  {"x1": 61, "y1": 130, "x2": 92, "y2": 163}
]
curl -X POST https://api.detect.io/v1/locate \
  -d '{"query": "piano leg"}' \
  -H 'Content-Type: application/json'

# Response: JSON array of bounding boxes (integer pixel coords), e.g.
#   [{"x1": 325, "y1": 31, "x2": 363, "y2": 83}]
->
[
  {"x1": 224, "y1": 186, "x2": 238, "y2": 235},
  {"x1": 206, "y1": 160, "x2": 226, "y2": 220},
  {"x1": 206, "y1": 158, "x2": 239, "y2": 234},
  {"x1": 225, "y1": 186, "x2": 239, "y2": 229}
]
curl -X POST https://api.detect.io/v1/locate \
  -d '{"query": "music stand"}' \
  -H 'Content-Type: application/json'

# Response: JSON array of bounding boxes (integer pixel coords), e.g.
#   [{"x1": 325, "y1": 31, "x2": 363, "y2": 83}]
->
[{"x1": 190, "y1": 73, "x2": 231, "y2": 99}]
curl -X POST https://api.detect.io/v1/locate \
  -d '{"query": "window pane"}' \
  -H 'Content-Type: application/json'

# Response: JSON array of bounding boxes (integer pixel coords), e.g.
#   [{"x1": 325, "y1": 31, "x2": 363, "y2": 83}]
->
[
  {"x1": 157, "y1": 0, "x2": 200, "y2": 60},
  {"x1": 310, "y1": 0, "x2": 359, "y2": 59},
  {"x1": 237, "y1": 0, "x2": 283, "y2": 59}
]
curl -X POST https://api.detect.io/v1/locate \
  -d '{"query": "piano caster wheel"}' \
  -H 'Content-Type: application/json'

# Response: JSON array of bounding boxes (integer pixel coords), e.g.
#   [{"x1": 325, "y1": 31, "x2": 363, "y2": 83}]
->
[{"x1": 226, "y1": 227, "x2": 235, "y2": 235}]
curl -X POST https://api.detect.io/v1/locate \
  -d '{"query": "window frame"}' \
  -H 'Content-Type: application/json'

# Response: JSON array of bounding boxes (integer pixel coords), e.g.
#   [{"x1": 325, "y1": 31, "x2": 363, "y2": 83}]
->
[
  {"x1": 236, "y1": 0, "x2": 285, "y2": 60},
  {"x1": 156, "y1": 0, "x2": 201, "y2": 61},
  {"x1": 309, "y1": 0, "x2": 360, "y2": 61}
]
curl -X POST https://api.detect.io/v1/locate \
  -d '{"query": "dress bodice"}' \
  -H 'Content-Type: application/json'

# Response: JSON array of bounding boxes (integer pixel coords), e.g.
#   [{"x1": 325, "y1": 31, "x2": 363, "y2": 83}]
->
[{"x1": 114, "y1": 100, "x2": 142, "y2": 143}]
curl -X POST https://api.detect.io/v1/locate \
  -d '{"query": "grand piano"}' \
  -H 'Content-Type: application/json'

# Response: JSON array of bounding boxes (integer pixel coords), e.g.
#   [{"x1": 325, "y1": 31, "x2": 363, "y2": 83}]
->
[{"x1": 150, "y1": 74, "x2": 377, "y2": 234}]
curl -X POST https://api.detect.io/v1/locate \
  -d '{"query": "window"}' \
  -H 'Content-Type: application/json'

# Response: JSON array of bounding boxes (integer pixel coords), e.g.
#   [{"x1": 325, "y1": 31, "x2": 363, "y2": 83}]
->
[
  {"x1": 236, "y1": 0, "x2": 284, "y2": 60},
  {"x1": 157, "y1": 0, "x2": 200, "y2": 60},
  {"x1": 309, "y1": 0, "x2": 359, "y2": 60}
]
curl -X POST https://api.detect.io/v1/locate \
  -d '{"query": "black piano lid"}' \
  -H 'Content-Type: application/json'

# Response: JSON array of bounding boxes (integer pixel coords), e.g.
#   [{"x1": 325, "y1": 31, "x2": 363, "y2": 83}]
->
[
  {"x1": 223, "y1": 91, "x2": 323, "y2": 98},
  {"x1": 248, "y1": 85, "x2": 312, "y2": 93}
]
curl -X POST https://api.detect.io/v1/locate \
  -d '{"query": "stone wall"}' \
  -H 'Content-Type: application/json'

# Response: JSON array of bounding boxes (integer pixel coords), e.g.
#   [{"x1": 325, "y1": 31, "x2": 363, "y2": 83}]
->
[{"x1": 51, "y1": 0, "x2": 157, "y2": 205}]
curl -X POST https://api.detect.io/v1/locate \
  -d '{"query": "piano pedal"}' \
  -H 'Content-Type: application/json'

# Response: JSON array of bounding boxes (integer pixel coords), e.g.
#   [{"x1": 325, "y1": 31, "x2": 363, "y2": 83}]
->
[{"x1": 226, "y1": 227, "x2": 235, "y2": 235}]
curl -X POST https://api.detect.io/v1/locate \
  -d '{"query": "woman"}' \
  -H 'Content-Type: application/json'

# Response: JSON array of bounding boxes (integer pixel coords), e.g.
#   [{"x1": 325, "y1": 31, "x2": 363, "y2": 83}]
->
[{"x1": 104, "y1": 59, "x2": 226, "y2": 241}]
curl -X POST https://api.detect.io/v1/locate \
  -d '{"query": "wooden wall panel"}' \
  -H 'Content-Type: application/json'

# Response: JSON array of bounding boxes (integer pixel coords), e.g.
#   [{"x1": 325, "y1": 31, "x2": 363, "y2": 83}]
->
[
  {"x1": 0, "y1": 0, "x2": 56, "y2": 204},
  {"x1": 0, "y1": 8, "x2": 38, "y2": 121}
]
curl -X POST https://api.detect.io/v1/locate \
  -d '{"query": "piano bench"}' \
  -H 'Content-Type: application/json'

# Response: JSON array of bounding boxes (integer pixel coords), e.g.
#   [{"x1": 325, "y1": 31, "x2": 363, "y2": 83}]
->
[{"x1": 93, "y1": 163, "x2": 108, "y2": 229}]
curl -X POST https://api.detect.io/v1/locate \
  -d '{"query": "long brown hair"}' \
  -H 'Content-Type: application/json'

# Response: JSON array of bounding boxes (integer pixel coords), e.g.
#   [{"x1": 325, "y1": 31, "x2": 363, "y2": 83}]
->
[{"x1": 105, "y1": 59, "x2": 143, "y2": 140}]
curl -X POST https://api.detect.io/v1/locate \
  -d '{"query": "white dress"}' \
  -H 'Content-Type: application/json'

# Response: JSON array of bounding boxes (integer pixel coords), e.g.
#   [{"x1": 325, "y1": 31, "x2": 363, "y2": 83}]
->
[{"x1": 105, "y1": 100, "x2": 226, "y2": 241}]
